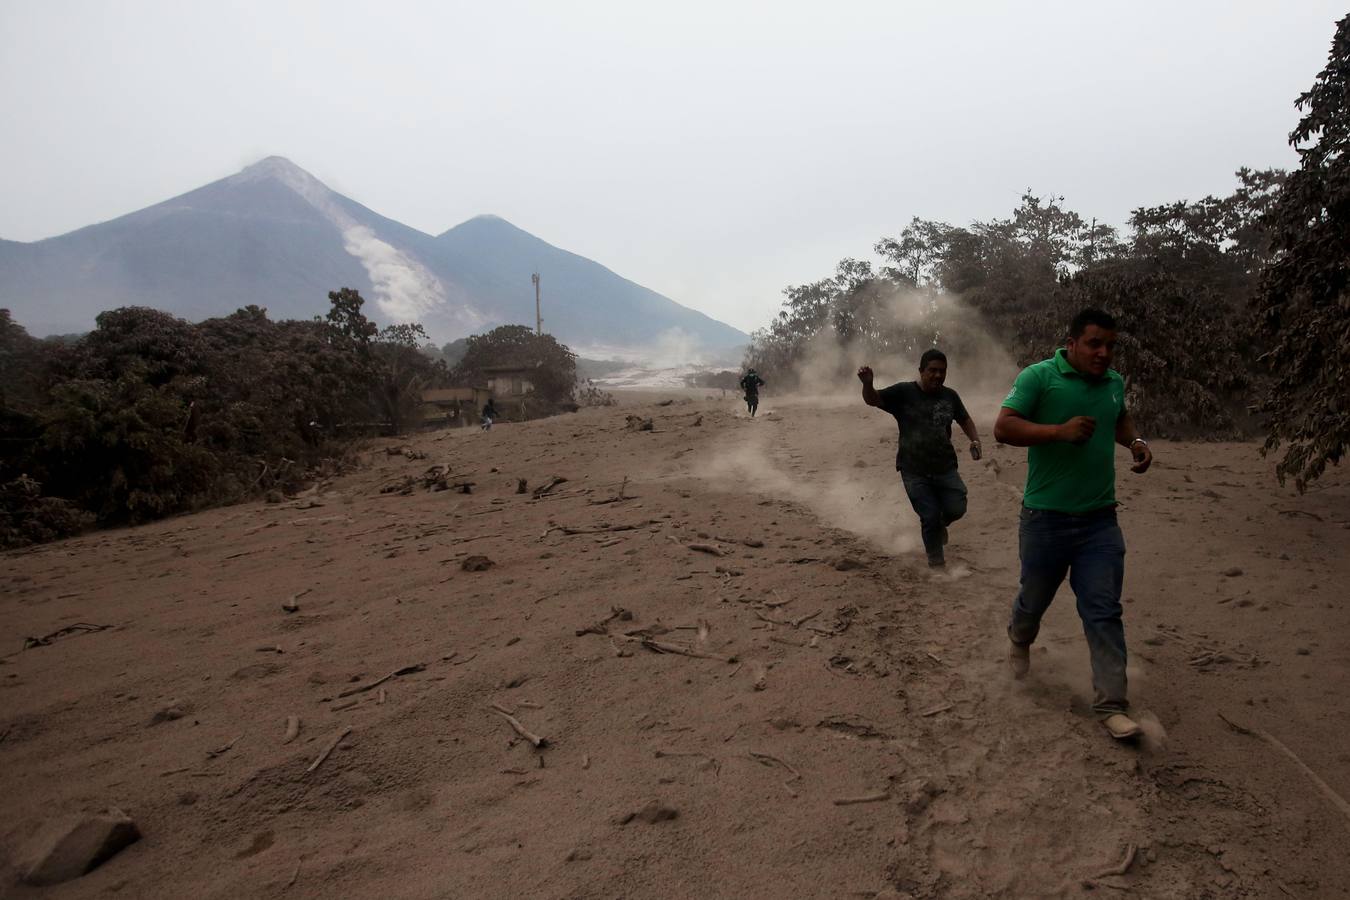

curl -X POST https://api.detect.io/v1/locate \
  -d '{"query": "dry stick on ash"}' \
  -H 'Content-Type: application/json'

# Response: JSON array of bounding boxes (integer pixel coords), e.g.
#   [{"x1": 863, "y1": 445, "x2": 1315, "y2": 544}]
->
[
  {"x1": 336, "y1": 663, "x2": 426, "y2": 699},
  {"x1": 833, "y1": 790, "x2": 891, "y2": 806},
  {"x1": 532, "y1": 476, "x2": 569, "y2": 498},
  {"x1": 490, "y1": 703, "x2": 548, "y2": 748},
  {"x1": 306, "y1": 726, "x2": 353, "y2": 775},
  {"x1": 283, "y1": 716, "x2": 300, "y2": 744},
  {"x1": 1218, "y1": 712, "x2": 1350, "y2": 825},
  {"x1": 1091, "y1": 842, "x2": 1138, "y2": 880},
  {"x1": 749, "y1": 751, "x2": 801, "y2": 780},
  {"x1": 630, "y1": 636, "x2": 733, "y2": 662}
]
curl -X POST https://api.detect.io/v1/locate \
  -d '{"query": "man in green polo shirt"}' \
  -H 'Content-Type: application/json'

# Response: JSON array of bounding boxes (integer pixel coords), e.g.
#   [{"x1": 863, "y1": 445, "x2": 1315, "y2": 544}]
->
[{"x1": 993, "y1": 308, "x2": 1153, "y2": 742}]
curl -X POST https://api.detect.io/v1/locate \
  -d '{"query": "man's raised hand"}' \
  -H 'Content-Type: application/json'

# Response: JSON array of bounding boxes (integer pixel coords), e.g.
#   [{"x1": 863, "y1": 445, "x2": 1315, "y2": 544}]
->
[{"x1": 857, "y1": 366, "x2": 874, "y2": 386}]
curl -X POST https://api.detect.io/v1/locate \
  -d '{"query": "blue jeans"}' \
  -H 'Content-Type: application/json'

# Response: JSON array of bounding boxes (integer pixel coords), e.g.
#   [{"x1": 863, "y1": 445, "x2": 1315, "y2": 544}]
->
[
  {"x1": 900, "y1": 469, "x2": 967, "y2": 564},
  {"x1": 1009, "y1": 506, "x2": 1128, "y2": 717}
]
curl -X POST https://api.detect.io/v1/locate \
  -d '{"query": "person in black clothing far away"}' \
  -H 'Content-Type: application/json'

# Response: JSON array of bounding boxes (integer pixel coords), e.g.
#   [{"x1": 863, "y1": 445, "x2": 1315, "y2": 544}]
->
[
  {"x1": 739, "y1": 368, "x2": 766, "y2": 417},
  {"x1": 858, "y1": 349, "x2": 982, "y2": 568},
  {"x1": 481, "y1": 398, "x2": 499, "y2": 431}
]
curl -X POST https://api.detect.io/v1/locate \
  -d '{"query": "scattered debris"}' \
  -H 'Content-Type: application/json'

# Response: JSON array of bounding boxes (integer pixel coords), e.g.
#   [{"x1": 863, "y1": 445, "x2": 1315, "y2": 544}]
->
[
  {"x1": 1088, "y1": 842, "x2": 1138, "y2": 881},
  {"x1": 516, "y1": 478, "x2": 528, "y2": 494},
  {"x1": 283, "y1": 716, "x2": 300, "y2": 744},
  {"x1": 490, "y1": 703, "x2": 548, "y2": 748},
  {"x1": 23, "y1": 622, "x2": 111, "y2": 651},
  {"x1": 462, "y1": 555, "x2": 495, "y2": 572},
  {"x1": 617, "y1": 800, "x2": 678, "y2": 825},
  {"x1": 1221, "y1": 567, "x2": 1244, "y2": 577},
  {"x1": 625, "y1": 415, "x2": 654, "y2": 432},
  {"x1": 833, "y1": 790, "x2": 891, "y2": 806},
  {"x1": 336, "y1": 663, "x2": 426, "y2": 698},
  {"x1": 829, "y1": 556, "x2": 866, "y2": 571},
  {"x1": 148, "y1": 699, "x2": 192, "y2": 726},
  {"x1": 207, "y1": 735, "x2": 242, "y2": 759},
  {"x1": 686, "y1": 543, "x2": 725, "y2": 557},
  {"x1": 282, "y1": 588, "x2": 312, "y2": 614},
  {"x1": 920, "y1": 703, "x2": 953, "y2": 717},
  {"x1": 749, "y1": 750, "x2": 801, "y2": 780},
  {"x1": 632, "y1": 636, "x2": 733, "y2": 662},
  {"x1": 306, "y1": 726, "x2": 353, "y2": 775},
  {"x1": 1218, "y1": 713, "x2": 1350, "y2": 825},
  {"x1": 576, "y1": 606, "x2": 634, "y2": 636},
  {"x1": 15, "y1": 807, "x2": 141, "y2": 886},
  {"x1": 532, "y1": 476, "x2": 569, "y2": 498}
]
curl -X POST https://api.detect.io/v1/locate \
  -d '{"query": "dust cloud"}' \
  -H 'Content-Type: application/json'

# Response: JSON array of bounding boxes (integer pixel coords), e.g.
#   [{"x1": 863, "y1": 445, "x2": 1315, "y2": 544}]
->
[{"x1": 773, "y1": 289, "x2": 1023, "y2": 424}]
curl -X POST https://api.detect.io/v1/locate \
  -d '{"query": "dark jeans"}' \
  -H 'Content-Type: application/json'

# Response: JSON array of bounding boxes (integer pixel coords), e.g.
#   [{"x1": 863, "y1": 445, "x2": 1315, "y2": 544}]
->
[
  {"x1": 900, "y1": 469, "x2": 967, "y2": 563},
  {"x1": 745, "y1": 394, "x2": 759, "y2": 415},
  {"x1": 1009, "y1": 506, "x2": 1128, "y2": 717}
]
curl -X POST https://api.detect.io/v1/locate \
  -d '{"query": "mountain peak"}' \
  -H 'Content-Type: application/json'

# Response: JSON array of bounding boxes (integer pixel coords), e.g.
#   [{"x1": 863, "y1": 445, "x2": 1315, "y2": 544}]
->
[{"x1": 232, "y1": 156, "x2": 331, "y2": 202}]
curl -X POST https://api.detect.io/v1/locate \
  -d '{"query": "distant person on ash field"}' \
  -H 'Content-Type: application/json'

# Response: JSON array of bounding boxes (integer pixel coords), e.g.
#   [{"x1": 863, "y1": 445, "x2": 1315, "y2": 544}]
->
[
  {"x1": 480, "y1": 398, "x2": 499, "y2": 431},
  {"x1": 739, "y1": 368, "x2": 766, "y2": 417},
  {"x1": 858, "y1": 348, "x2": 981, "y2": 568},
  {"x1": 994, "y1": 308, "x2": 1153, "y2": 742}
]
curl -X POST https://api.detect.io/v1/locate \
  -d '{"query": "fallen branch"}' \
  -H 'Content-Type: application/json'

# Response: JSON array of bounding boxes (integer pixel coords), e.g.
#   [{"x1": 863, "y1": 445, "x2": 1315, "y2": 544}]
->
[
  {"x1": 490, "y1": 703, "x2": 548, "y2": 748},
  {"x1": 1091, "y1": 842, "x2": 1138, "y2": 879},
  {"x1": 336, "y1": 663, "x2": 426, "y2": 698},
  {"x1": 306, "y1": 726, "x2": 353, "y2": 775},
  {"x1": 790, "y1": 609, "x2": 822, "y2": 628},
  {"x1": 920, "y1": 703, "x2": 953, "y2": 717},
  {"x1": 283, "y1": 716, "x2": 300, "y2": 744},
  {"x1": 22, "y1": 622, "x2": 111, "y2": 650},
  {"x1": 833, "y1": 790, "x2": 891, "y2": 806},
  {"x1": 1218, "y1": 712, "x2": 1350, "y2": 824},
  {"x1": 532, "y1": 476, "x2": 568, "y2": 498},
  {"x1": 632, "y1": 636, "x2": 733, "y2": 662},
  {"x1": 686, "y1": 543, "x2": 725, "y2": 556},
  {"x1": 207, "y1": 734, "x2": 242, "y2": 759},
  {"x1": 749, "y1": 750, "x2": 801, "y2": 780}
]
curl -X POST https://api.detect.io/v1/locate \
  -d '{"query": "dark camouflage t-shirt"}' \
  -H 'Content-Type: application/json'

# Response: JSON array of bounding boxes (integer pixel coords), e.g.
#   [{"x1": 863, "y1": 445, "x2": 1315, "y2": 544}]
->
[{"x1": 877, "y1": 382, "x2": 969, "y2": 475}]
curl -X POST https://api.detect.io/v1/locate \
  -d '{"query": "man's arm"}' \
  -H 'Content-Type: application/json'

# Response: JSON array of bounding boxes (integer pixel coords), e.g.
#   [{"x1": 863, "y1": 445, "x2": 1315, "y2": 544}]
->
[
  {"x1": 1114, "y1": 410, "x2": 1153, "y2": 473},
  {"x1": 958, "y1": 416, "x2": 982, "y2": 460},
  {"x1": 857, "y1": 366, "x2": 881, "y2": 407},
  {"x1": 994, "y1": 407, "x2": 1096, "y2": 446}
]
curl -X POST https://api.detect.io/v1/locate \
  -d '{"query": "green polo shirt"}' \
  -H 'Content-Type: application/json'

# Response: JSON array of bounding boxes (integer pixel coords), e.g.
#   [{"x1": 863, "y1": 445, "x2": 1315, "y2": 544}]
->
[{"x1": 1001, "y1": 349, "x2": 1126, "y2": 514}]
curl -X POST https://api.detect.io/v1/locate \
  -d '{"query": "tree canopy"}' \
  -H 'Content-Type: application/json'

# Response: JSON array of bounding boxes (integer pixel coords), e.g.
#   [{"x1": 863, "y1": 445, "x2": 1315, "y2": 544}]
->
[
  {"x1": 451, "y1": 325, "x2": 578, "y2": 402},
  {"x1": 1255, "y1": 14, "x2": 1350, "y2": 490}
]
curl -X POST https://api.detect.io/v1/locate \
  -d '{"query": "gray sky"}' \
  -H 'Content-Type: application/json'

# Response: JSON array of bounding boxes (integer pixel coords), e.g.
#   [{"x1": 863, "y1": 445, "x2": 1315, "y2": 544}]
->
[{"x1": 1, "y1": 1, "x2": 1342, "y2": 334}]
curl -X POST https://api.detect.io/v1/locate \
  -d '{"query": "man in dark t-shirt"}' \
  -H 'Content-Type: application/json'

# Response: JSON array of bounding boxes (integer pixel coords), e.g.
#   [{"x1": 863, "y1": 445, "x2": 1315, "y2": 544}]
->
[{"x1": 858, "y1": 348, "x2": 982, "y2": 567}]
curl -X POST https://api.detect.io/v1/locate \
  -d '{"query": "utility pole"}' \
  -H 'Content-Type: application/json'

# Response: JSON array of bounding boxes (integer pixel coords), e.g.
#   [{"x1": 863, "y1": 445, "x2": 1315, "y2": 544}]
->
[{"x1": 531, "y1": 272, "x2": 542, "y2": 336}]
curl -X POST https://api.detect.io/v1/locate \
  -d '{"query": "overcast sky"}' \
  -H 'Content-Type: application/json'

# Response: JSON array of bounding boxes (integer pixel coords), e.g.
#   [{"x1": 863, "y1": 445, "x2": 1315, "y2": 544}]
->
[{"x1": 1, "y1": 1, "x2": 1342, "y2": 334}]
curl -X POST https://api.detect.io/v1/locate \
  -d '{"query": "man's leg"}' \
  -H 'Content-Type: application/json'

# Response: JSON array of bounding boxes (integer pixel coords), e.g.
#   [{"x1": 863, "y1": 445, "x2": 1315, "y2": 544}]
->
[
  {"x1": 1068, "y1": 514, "x2": 1129, "y2": 720},
  {"x1": 934, "y1": 470, "x2": 968, "y2": 545},
  {"x1": 1008, "y1": 508, "x2": 1071, "y2": 675},
  {"x1": 901, "y1": 474, "x2": 945, "y2": 566}
]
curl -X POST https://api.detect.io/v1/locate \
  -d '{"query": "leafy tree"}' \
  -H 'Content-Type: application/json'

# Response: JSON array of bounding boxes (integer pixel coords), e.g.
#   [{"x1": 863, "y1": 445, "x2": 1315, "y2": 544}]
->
[
  {"x1": 1255, "y1": 14, "x2": 1350, "y2": 489},
  {"x1": 452, "y1": 325, "x2": 577, "y2": 402}
]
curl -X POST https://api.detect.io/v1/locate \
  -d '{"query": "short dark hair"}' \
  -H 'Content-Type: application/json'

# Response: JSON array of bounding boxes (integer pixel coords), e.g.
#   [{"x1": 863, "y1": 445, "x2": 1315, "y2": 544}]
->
[
  {"x1": 919, "y1": 348, "x2": 947, "y2": 370},
  {"x1": 1069, "y1": 308, "x2": 1116, "y2": 338}
]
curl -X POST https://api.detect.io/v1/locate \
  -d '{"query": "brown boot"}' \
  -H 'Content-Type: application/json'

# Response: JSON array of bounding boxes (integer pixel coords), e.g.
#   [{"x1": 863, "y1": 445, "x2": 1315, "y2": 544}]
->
[
  {"x1": 1101, "y1": 713, "x2": 1143, "y2": 741},
  {"x1": 1008, "y1": 640, "x2": 1030, "y2": 679}
]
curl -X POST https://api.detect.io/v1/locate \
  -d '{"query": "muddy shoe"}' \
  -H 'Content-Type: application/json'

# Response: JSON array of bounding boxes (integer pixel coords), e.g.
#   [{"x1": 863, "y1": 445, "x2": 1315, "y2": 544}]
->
[
  {"x1": 1101, "y1": 713, "x2": 1143, "y2": 741},
  {"x1": 1008, "y1": 641, "x2": 1030, "y2": 679}
]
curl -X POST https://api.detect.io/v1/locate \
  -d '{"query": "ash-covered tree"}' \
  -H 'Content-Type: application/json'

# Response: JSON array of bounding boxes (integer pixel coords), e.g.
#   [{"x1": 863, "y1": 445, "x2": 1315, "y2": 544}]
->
[
  {"x1": 451, "y1": 325, "x2": 577, "y2": 402},
  {"x1": 1256, "y1": 14, "x2": 1350, "y2": 489}
]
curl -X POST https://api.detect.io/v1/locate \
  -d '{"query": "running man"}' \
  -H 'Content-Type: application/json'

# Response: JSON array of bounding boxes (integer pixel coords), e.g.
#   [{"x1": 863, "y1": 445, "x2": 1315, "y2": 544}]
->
[
  {"x1": 858, "y1": 348, "x2": 981, "y2": 568},
  {"x1": 740, "y1": 368, "x2": 765, "y2": 417},
  {"x1": 480, "y1": 398, "x2": 499, "y2": 431},
  {"x1": 993, "y1": 308, "x2": 1153, "y2": 742}
]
